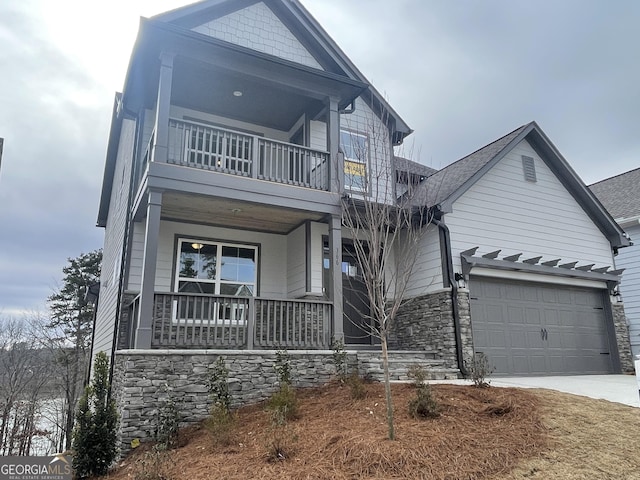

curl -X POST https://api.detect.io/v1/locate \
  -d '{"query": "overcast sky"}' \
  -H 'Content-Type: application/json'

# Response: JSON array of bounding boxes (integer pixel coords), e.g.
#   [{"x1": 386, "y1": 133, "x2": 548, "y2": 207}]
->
[{"x1": 1, "y1": 0, "x2": 638, "y2": 317}]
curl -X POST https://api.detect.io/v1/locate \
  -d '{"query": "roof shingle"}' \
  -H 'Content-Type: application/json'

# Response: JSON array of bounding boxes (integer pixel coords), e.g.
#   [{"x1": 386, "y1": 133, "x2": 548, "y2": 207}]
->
[
  {"x1": 415, "y1": 123, "x2": 530, "y2": 207},
  {"x1": 589, "y1": 168, "x2": 640, "y2": 221}
]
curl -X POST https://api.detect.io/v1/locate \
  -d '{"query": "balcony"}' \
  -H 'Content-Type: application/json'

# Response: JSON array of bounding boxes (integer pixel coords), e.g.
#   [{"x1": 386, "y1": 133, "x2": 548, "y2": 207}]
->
[
  {"x1": 128, "y1": 293, "x2": 332, "y2": 350},
  {"x1": 141, "y1": 119, "x2": 330, "y2": 192}
]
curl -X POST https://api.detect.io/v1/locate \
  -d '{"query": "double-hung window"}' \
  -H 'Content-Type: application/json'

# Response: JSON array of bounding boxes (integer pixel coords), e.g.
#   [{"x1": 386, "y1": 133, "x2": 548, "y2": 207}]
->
[
  {"x1": 174, "y1": 238, "x2": 257, "y2": 323},
  {"x1": 340, "y1": 130, "x2": 368, "y2": 192}
]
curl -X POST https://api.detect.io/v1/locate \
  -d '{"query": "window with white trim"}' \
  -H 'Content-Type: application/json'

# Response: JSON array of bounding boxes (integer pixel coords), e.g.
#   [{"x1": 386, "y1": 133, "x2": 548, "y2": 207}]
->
[
  {"x1": 341, "y1": 130, "x2": 368, "y2": 191},
  {"x1": 174, "y1": 239, "x2": 257, "y2": 323}
]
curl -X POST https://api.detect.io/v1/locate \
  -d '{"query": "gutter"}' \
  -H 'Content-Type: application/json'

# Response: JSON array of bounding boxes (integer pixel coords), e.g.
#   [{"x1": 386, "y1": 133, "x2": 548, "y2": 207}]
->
[{"x1": 432, "y1": 214, "x2": 468, "y2": 377}]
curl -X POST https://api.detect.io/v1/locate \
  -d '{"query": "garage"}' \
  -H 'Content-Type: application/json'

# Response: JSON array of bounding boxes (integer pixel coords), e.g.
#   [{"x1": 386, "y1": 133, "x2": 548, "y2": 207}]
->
[{"x1": 469, "y1": 276, "x2": 616, "y2": 375}]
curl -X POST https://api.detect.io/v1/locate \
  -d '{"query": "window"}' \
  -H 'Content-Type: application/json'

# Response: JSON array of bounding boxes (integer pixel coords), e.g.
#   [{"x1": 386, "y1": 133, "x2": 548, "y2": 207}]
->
[
  {"x1": 341, "y1": 130, "x2": 368, "y2": 191},
  {"x1": 174, "y1": 239, "x2": 257, "y2": 323}
]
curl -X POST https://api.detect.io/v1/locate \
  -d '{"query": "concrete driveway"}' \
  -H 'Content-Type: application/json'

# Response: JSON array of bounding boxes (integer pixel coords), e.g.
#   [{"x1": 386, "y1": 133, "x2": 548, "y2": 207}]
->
[
  {"x1": 436, "y1": 375, "x2": 639, "y2": 407},
  {"x1": 490, "y1": 375, "x2": 639, "y2": 407}
]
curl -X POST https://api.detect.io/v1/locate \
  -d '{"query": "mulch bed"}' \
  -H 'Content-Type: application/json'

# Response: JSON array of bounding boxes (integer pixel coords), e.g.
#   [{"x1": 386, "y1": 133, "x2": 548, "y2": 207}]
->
[{"x1": 105, "y1": 381, "x2": 546, "y2": 480}]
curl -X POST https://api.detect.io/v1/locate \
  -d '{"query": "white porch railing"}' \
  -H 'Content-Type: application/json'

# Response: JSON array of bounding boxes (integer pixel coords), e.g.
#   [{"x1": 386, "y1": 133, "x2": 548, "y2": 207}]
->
[
  {"x1": 151, "y1": 293, "x2": 332, "y2": 349},
  {"x1": 166, "y1": 119, "x2": 330, "y2": 191}
]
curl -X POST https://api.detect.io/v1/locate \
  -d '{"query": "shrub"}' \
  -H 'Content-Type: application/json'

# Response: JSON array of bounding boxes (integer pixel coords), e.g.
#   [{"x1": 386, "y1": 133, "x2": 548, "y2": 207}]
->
[
  {"x1": 205, "y1": 404, "x2": 235, "y2": 446},
  {"x1": 273, "y1": 349, "x2": 292, "y2": 386},
  {"x1": 267, "y1": 383, "x2": 298, "y2": 421},
  {"x1": 468, "y1": 353, "x2": 495, "y2": 388},
  {"x1": 72, "y1": 351, "x2": 119, "y2": 478},
  {"x1": 132, "y1": 445, "x2": 173, "y2": 480},
  {"x1": 407, "y1": 364, "x2": 428, "y2": 385},
  {"x1": 208, "y1": 356, "x2": 231, "y2": 412},
  {"x1": 346, "y1": 370, "x2": 366, "y2": 400},
  {"x1": 407, "y1": 364, "x2": 439, "y2": 419},
  {"x1": 153, "y1": 386, "x2": 180, "y2": 450},
  {"x1": 265, "y1": 403, "x2": 298, "y2": 462},
  {"x1": 206, "y1": 356, "x2": 235, "y2": 445}
]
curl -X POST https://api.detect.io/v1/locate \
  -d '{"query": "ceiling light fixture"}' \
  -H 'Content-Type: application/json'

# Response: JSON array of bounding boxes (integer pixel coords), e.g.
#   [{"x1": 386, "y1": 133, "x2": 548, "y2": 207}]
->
[{"x1": 191, "y1": 243, "x2": 204, "y2": 250}]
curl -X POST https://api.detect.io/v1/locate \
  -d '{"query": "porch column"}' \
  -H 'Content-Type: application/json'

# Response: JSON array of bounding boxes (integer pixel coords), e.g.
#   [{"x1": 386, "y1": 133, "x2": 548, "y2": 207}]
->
[
  {"x1": 151, "y1": 52, "x2": 174, "y2": 164},
  {"x1": 326, "y1": 97, "x2": 342, "y2": 194},
  {"x1": 135, "y1": 190, "x2": 163, "y2": 349},
  {"x1": 328, "y1": 214, "x2": 344, "y2": 341}
]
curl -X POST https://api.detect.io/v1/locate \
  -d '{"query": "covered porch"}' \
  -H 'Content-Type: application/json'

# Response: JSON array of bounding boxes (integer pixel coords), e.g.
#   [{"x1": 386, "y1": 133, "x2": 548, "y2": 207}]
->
[{"x1": 124, "y1": 196, "x2": 345, "y2": 351}]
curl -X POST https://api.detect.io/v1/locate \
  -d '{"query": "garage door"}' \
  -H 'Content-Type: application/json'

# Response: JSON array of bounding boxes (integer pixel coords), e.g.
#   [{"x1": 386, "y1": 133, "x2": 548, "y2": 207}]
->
[{"x1": 470, "y1": 277, "x2": 615, "y2": 375}]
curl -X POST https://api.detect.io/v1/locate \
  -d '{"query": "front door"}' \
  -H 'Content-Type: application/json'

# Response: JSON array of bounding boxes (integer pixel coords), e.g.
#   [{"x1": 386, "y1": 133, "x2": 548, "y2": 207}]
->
[{"x1": 324, "y1": 240, "x2": 374, "y2": 345}]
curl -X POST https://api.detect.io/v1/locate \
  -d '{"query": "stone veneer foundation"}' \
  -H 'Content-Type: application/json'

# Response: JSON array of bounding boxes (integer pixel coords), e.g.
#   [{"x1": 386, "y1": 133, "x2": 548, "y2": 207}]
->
[
  {"x1": 111, "y1": 348, "x2": 459, "y2": 456},
  {"x1": 612, "y1": 303, "x2": 634, "y2": 373},
  {"x1": 389, "y1": 289, "x2": 474, "y2": 370},
  {"x1": 112, "y1": 350, "x2": 348, "y2": 456}
]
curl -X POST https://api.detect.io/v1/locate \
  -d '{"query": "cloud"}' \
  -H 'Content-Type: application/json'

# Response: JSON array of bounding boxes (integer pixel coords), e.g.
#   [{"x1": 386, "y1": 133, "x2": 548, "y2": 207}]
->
[{"x1": 1, "y1": 0, "x2": 639, "y2": 314}]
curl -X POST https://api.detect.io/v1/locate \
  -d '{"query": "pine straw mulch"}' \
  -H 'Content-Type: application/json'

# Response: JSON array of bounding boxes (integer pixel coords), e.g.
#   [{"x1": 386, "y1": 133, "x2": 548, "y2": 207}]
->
[{"x1": 105, "y1": 381, "x2": 547, "y2": 480}]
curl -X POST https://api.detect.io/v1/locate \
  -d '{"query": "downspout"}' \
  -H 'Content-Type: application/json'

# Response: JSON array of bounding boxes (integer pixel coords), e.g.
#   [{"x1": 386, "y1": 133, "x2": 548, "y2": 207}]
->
[{"x1": 432, "y1": 214, "x2": 468, "y2": 377}]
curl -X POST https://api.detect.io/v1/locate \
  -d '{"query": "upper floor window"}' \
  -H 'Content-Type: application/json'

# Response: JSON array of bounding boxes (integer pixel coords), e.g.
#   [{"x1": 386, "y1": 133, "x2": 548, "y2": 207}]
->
[
  {"x1": 341, "y1": 130, "x2": 368, "y2": 192},
  {"x1": 175, "y1": 238, "x2": 257, "y2": 296}
]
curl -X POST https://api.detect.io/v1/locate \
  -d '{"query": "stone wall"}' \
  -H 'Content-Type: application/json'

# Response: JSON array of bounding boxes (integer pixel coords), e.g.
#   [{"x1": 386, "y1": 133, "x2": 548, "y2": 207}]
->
[
  {"x1": 455, "y1": 290, "x2": 475, "y2": 372},
  {"x1": 612, "y1": 303, "x2": 634, "y2": 373},
  {"x1": 112, "y1": 350, "x2": 346, "y2": 456},
  {"x1": 389, "y1": 289, "x2": 470, "y2": 370}
]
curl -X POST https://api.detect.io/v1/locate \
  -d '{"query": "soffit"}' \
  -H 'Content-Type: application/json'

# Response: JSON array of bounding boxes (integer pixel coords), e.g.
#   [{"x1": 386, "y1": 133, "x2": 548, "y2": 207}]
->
[{"x1": 161, "y1": 192, "x2": 325, "y2": 234}]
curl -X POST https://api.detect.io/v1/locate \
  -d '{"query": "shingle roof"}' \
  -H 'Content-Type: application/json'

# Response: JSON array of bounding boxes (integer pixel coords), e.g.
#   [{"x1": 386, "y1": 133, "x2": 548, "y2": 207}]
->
[
  {"x1": 589, "y1": 167, "x2": 640, "y2": 221},
  {"x1": 394, "y1": 156, "x2": 438, "y2": 178},
  {"x1": 415, "y1": 123, "x2": 530, "y2": 207}
]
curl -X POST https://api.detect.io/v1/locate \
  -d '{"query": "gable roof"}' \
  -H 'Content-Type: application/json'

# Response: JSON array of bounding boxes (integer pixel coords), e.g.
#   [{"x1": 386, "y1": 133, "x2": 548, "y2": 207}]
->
[
  {"x1": 151, "y1": 0, "x2": 411, "y2": 143},
  {"x1": 589, "y1": 167, "x2": 640, "y2": 224},
  {"x1": 416, "y1": 121, "x2": 629, "y2": 249},
  {"x1": 419, "y1": 124, "x2": 529, "y2": 208}
]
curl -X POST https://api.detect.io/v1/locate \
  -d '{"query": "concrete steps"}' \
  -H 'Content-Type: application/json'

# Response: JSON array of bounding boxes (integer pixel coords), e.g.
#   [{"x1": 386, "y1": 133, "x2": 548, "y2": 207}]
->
[{"x1": 354, "y1": 350, "x2": 461, "y2": 381}]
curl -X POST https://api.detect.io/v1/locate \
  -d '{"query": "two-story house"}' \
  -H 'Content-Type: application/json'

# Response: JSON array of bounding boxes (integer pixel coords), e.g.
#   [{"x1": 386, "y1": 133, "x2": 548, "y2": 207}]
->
[{"x1": 94, "y1": 0, "x2": 633, "y2": 452}]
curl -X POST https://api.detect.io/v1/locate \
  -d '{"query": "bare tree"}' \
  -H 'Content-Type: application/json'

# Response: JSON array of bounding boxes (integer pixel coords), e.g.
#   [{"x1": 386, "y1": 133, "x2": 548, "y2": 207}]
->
[
  {"x1": 338, "y1": 103, "x2": 432, "y2": 440},
  {"x1": 0, "y1": 317, "x2": 55, "y2": 455}
]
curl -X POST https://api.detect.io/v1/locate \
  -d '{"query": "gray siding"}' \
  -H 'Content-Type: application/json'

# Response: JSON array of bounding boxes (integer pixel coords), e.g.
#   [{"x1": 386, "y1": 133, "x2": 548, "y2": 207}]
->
[
  {"x1": 128, "y1": 220, "x2": 289, "y2": 298},
  {"x1": 309, "y1": 221, "x2": 327, "y2": 295},
  {"x1": 170, "y1": 105, "x2": 290, "y2": 143},
  {"x1": 617, "y1": 223, "x2": 640, "y2": 357},
  {"x1": 340, "y1": 98, "x2": 395, "y2": 204},
  {"x1": 405, "y1": 224, "x2": 443, "y2": 297},
  {"x1": 93, "y1": 118, "x2": 136, "y2": 360},
  {"x1": 446, "y1": 139, "x2": 615, "y2": 276},
  {"x1": 192, "y1": 1, "x2": 323, "y2": 69},
  {"x1": 309, "y1": 120, "x2": 327, "y2": 151},
  {"x1": 286, "y1": 224, "x2": 306, "y2": 297}
]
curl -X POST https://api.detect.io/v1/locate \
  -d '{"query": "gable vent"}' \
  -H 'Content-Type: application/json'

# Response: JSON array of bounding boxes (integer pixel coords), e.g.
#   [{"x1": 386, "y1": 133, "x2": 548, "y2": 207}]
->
[{"x1": 522, "y1": 156, "x2": 537, "y2": 182}]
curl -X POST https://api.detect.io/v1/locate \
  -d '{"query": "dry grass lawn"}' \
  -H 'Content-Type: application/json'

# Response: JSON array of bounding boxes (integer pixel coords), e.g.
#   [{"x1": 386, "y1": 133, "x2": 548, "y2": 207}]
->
[{"x1": 102, "y1": 381, "x2": 640, "y2": 480}]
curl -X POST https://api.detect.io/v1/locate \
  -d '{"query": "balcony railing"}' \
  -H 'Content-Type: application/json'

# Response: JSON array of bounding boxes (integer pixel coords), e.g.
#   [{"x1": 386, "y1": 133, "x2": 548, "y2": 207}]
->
[
  {"x1": 150, "y1": 293, "x2": 332, "y2": 349},
  {"x1": 165, "y1": 119, "x2": 330, "y2": 191}
]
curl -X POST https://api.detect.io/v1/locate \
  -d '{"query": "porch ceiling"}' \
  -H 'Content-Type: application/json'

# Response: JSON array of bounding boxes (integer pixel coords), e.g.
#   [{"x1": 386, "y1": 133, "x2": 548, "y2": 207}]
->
[
  {"x1": 161, "y1": 192, "x2": 326, "y2": 234},
  {"x1": 171, "y1": 57, "x2": 325, "y2": 131}
]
